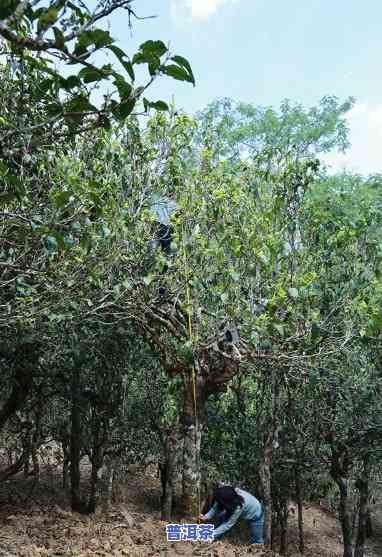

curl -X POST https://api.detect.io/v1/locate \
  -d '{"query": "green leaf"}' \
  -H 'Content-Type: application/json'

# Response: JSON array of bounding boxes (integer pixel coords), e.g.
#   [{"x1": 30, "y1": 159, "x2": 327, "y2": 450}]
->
[
  {"x1": 44, "y1": 235, "x2": 58, "y2": 253},
  {"x1": 78, "y1": 67, "x2": 104, "y2": 84},
  {"x1": 132, "y1": 86, "x2": 144, "y2": 99},
  {"x1": 114, "y1": 76, "x2": 132, "y2": 100},
  {"x1": 308, "y1": 369, "x2": 319, "y2": 386},
  {"x1": 74, "y1": 29, "x2": 112, "y2": 55},
  {"x1": 117, "y1": 99, "x2": 136, "y2": 119},
  {"x1": 161, "y1": 64, "x2": 194, "y2": 84},
  {"x1": 34, "y1": 78, "x2": 53, "y2": 101},
  {"x1": 0, "y1": 161, "x2": 9, "y2": 176},
  {"x1": 37, "y1": 7, "x2": 59, "y2": 33},
  {"x1": 48, "y1": 313, "x2": 67, "y2": 323},
  {"x1": 179, "y1": 343, "x2": 194, "y2": 366},
  {"x1": 0, "y1": 1, "x2": 19, "y2": 20},
  {"x1": 53, "y1": 191, "x2": 71, "y2": 208},
  {"x1": 101, "y1": 225, "x2": 111, "y2": 238},
  {"x1": 143, "y1": 274, "x2": 154, "y2": 286},
  {"x1": 133, "y1": 52, "x2": 160, "y2": 67},
  {"x1": 67, "y1": 1, "x2": 88, "y2": 22},
  {"x1": 143, "y1": 99, "x2": 169, "y2": 112},
  {"x1": 139, "y1": 40, "x2": 168, "y2": 57},
  {"x1": 151, "y1": 100, "x2": 169, "y2": 111},
  {"x1": 61, "y1": 75, "x2": 81, "y2": 91},
  {"x1": 100, "y1": 116, "x2": 111, "y2": 130},
  {"x1": 53, "y1": 27, "x2": 65, "y2": 49},
  {"x1": 90, "y1": 29, "x2": 113, "y2": 49},
  {"x1": 274, "y1": 323, "x2": 284, "y2": 336},
  {"x1": 288, "y1": 287, "x2": 299, "y2": 299},
  {"x1": 123, "y1": 61, "x2": 135, "y2": 82},
  {"x1": 46, "y1": 102, "x2": 62, "y2": 117},
  {"x1": 311, "y1": 322, "x2": 321, "y2": 341},
  {"x1": 64, "y1": 95, "x2": 97, "y2": 114},
  {"x1": 73, "y1": 34, "x2": 92, "y2": 56},
  {"x1": 107, "y1": 45, "x2": 135, "y2": 81},
  {"x1": 107, "y1": 45, "x2": 126, "y2": 60},
  {"x1": 171, "y1": 55, "x2": 195, "y2": 85},
  {"x1": 229, "y1": 270, "x2": 240, "y2": 282},
  {"x1": 132, "y1": 41, "x2": 167, "y2": 70},
  {"x1": 63, "y1": 235, "x2": 74, "y2": 249},
  {"x1": 0, "y1": 192, "x2": 17, "y2": 206}
]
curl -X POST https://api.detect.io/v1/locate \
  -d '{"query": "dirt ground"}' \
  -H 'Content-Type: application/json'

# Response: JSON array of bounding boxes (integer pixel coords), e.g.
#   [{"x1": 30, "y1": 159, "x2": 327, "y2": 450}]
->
[{"x1": 0, "y1": 465, "x2": 381, "y2": 557}]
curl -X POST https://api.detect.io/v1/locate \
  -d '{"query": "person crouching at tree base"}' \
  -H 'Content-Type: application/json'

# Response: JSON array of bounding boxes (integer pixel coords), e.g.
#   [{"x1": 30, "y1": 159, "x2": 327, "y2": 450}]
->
[{"x1": 199, "y1": 486, "x2": 264, "y2": 545}]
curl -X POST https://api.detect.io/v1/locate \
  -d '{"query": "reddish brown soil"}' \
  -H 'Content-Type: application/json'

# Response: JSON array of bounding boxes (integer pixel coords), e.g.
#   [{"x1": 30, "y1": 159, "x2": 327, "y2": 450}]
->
[{"x1": 0, "y1": 465, "x2": 381, "y2": 557}]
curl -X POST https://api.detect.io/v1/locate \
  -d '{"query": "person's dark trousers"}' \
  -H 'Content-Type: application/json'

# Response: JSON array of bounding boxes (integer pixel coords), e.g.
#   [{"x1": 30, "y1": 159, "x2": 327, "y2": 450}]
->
[
  {"x1": 212, "y1": 510, "x2": 227, "y2": 540},
  {"x1": 247, "y1": 506, "x2": 264, "y2": 544},
  {"x1": 216, "y1": 510, "x2": 227, "y2": 526}
]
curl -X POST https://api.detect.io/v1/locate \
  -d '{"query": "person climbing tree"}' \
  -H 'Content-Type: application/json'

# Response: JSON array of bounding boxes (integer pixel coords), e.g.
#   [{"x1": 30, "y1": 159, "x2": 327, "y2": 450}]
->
[{"x1": 199, "y1": 486, "x2": 264, "y2": 545}]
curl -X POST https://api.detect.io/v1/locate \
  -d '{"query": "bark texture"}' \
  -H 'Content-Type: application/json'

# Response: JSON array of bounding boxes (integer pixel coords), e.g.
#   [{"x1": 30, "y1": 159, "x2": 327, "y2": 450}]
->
[
  {"x1": 259, "y1": 368, "x2": 281, "y2": 547},
  {"x1": 295, "y1": 466, "x2": 305, "y2": 554},
  {"x1": 181, "y1": 371, "x2": 204, "y2": 516},
  {"x1": 330, "y1": 446, "x2": 353, "y2": 557},
  {"x1": 70, "y1": 367, "x2": 83, "y2": 513},
  {"x1": 354, "y1": 458, "x2": 370, "y2": 557},
  {"x1": 160, "y1": 427, "x2": 182, "y2": 520}
]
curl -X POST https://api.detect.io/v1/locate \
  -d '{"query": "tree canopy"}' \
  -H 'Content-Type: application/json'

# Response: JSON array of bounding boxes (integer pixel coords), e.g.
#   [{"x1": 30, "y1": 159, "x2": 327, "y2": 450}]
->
[{"x1": 0, "y1": 5, "x2": 381, "y2": 557}]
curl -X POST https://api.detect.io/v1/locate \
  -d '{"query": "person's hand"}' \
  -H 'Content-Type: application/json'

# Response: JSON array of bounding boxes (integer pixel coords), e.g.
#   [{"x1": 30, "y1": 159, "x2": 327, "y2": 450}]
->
[{"x1": 198, "y1": 514, "x2": 206, "y2": 522}]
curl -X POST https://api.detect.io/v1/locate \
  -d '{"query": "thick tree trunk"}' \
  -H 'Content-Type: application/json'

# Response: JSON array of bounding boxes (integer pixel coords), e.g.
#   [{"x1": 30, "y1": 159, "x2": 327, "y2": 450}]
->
[
  {"x1": 181, "y1": 373, "x2": 204, "y2": 516},
  {"x1": 295, "y1": 465, "x2": 305, "y2": 553},
  {"x1": 279, "y1": 504, "x2": 288, "y2": 555},
  {"x1": 365, "y1": 510, "x2": 372, "y2": 538},
  {"x1": 354, "y1": 458, "x2": 370, "y2": 557},
  {"x1": 271, "y1": 515, "x2": 277, "y2": 550},
  {"x1": 161, "y1": 427, "x2": 182, "y2": 520},
  {"x1": 330, "y1": 446, "x2": 353, "y2": 557},
  {"x1": 62, "y1": 438, "x2": 70, "y2": 489},
  {"x1": 23, "y1": 458, "x2": 30, "y2": 478},
  {"x1": 60, "y1": 429, "x2": 71, "y2": 489},
  {"x1": 98, "y1": 454, "x2": 115, "y2": 513},
  {"x1": 87, "y1": 408, "x2": 104, "y2": 514},
  {"x1": 70, "y1": 368, "x2": 83, "y2": 512},
  {"x1": 351, "y1": 502, "x2": 358, "y2": 538},
  {"x1": 62, "y1": 454, "x2": 69, "y2": 489},
  {"x1": 339, "y1": 479, "x2": 353, "y2": 557},
  {"x1": 259, "y1": 444, "x2": 272, "y2": 546},
  {"x1": 88, "y1": 410, "x2": 110, "y2": 514},
  {"x1": 31, "y1": 445, "x2": 40, "y2": 479},
  {"x1": 22, "y1": 429, "x2": 32, "y2": 478},
  {"x1": 31, "y1": 413, "x2": 41, "y2": 480},
  {"x1": 88, "y1": 443, "x2": 103, "y2": 513},
  {"x1": 334, "y1": 476, "x2": 353, "y2": 557},
  {"x1": 259, "y1": 368, "x2": 281, "y2": 547},
  {"x1": 182, "y1": 421, "x2": 202, "y2": 516}
]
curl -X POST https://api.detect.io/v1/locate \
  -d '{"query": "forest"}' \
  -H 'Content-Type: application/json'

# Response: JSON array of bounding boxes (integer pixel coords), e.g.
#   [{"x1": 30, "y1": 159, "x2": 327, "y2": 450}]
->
[{"x1": 0, "y1": 2, "x2": 381, "y2": 557}]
